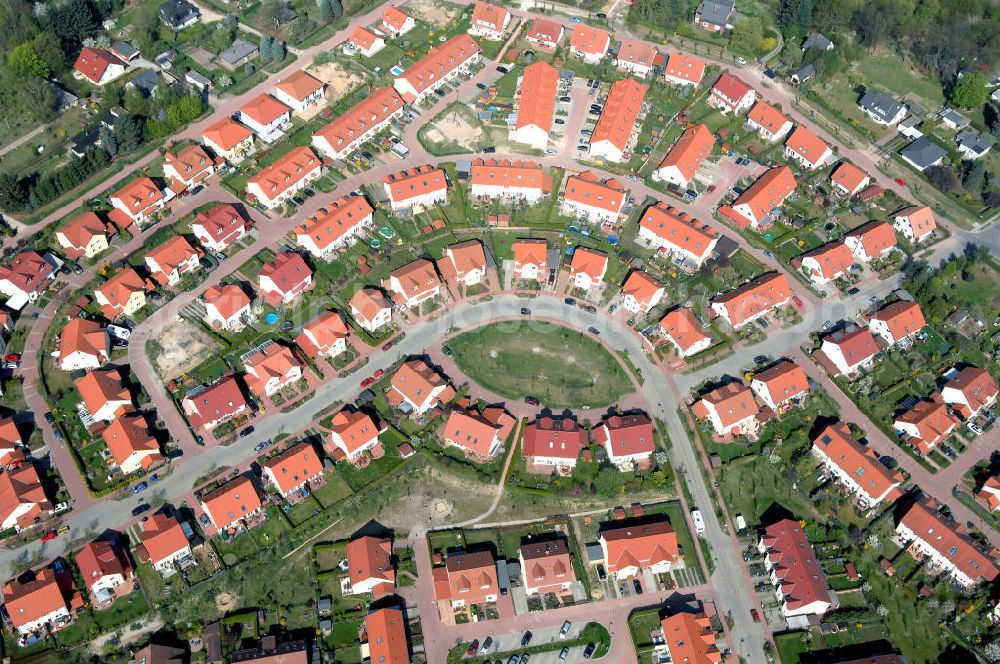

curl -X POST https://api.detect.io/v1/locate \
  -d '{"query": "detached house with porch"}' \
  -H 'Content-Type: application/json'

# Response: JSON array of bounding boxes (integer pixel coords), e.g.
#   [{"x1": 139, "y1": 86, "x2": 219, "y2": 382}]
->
[
  {"x1": 519, "y1": 539, "x2": 577, "y2": 596},
  {"x1": 262, "y1": 441, "x2": 324, "y2": 498},
  {"x1": 598, "y1": 518, "x2": 680, "y2": 580},
  {"x1": 200, "y1": 476, "x2": 263, "y2": 532}
]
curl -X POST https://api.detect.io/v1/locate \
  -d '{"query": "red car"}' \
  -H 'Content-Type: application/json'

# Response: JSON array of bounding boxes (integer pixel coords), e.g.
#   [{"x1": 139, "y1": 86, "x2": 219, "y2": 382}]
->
[
  {"x1": 360, "y1": 377, "x2": 375, "y2": 388},
  {"x1": 792, "y1": 295, "x2": 803, "y2": 308},
  {"x1": 750, "y1": 608, "x2": 761, "y2": 623},
  {"x1": 40, "y1": 531, "x2": 57, "y2": 542},
  {"x1": 466, "y1": 639, "x2": 480, "y2": 656},
  {"x1": 894, "y1": 177, "x2": 907, "y2": 186},
  {"x1": 706, "y1": 185, "x2": 717, "y2": 193},
  {"x1": 381, "y1": 341, "x2": 394, "y2": 351},
  {"x1": 371, "y1": 369, "x2": 384, "y2": 379}
]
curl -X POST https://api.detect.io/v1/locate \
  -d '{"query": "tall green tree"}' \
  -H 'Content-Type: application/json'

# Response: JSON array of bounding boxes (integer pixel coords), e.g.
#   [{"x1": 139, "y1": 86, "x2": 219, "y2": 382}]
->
[
  {"x1": 949, "y1": 72, "x2": 988, "y2": 108},
  {"x1": 729, "y1": 16, "x2": 764, "y2": 53},
  {"x1": 8, "y1": 43, "x2": 49, "y2": 78}
]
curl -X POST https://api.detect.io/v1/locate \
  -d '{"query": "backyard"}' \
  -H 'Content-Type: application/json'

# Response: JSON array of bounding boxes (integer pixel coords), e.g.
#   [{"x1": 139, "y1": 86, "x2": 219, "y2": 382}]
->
[{"x1": 446, "y1": 322, "x2": 635, "y2": 408}]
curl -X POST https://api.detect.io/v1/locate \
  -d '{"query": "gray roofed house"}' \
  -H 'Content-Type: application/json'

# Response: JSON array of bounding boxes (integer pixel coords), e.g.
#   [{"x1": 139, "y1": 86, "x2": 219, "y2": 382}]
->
[
  {"x1": 159, "y1": 0, "x2": 200, "y2": 30},
  {"x1": 956, "y1": 130, "x2": 992, "y2": 160},
  {"x1": 900, "y1": 137, "x2": 947, "y2": 171},
  {"x1": 49, "y1": 82, "x2": 79, "y2": 111},
  {"x1": 218, "y1": 39, "x2": 259, "y2": 71},
  {"x1": 695, "y1": 0, "x2": 735, "y2": 30},
  {"x1": 791, "y1": 63, "x2": 815, "y2": 84},
  {"x1": 70, "y1": 127, "x2": 101, "y2": 157},
  {"x1": 127, "y1": 69, "x2": 163, "y2": 97},
  {"x1": 802, "y1": 32, "x2": 833, "y2": 51},
  {"x1": 938, "y1": 108, "x2": 970, "y2": 130},
  {"x1": 858, "y1": 91, "x2": 907, "y2": 126},
  {"x1": 898, "y1": 115, "x2": 923, "y2": 139},
  {"x1": 185, "y1": 70, "x2": 212, "y2": 90}
]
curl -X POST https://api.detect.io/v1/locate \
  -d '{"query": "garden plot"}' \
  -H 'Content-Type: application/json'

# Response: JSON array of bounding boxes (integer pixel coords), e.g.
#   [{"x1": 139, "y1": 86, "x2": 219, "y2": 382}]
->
[{"x1": 153, "y1": 317, "x2": 220, "y2": 379}]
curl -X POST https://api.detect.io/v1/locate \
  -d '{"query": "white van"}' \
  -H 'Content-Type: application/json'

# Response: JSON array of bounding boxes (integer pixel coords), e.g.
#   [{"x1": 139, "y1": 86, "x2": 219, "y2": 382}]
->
[{"x1": 691, "y1": 509, "x2": 706, "y2": 536}]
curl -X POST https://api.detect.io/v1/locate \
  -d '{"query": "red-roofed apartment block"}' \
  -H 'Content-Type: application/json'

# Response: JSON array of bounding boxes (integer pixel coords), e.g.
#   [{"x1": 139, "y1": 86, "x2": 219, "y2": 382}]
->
[
  {"x1": 691, "y1": 382, "x2": 760, "y2": 437},
  {"x1": 568, "y1": 246, "x2": 609, "y2": 290},
  {"x1": 652, "y1": 123, "x2": 715, "y2": 188},
  {"x1": 619, "y1": 270, "x2": 664, "y2": 314},
  {"x1": 521, "y1": 416, "x2": 587, "y2": 471},
  {"x1": 312, "y1": 86, "x2": 404, "y2": 161},
  {"x1": 941, "y1": 366, "x2": 998, "y2": 420},
  {"x1": 272, "y1": 69, "x2": 327, "y2": 113},
  {"x1": 181, "y1": 375, "x2": 249, "y2": 430},
  {"x1": 75, "y1": 539, "x2": 132, "y2": 608},
  {"x1": 709, "y1": 272, "x2": 792, "y2": 328},
  {"x1": 893, "y1": 399, "x2": 959, "y2": 454},
  {"x1": 163, "y1": 144, "x2": 216, "y2": 190},
  {"x1": 637, "y1": 202, "x2": 718, "y2": 267},
  {"x1": 524, "y1": 18, "x2": 563, "y2": 48},
  {"x1": 514, "y1": 63, "x2": 559, "y2": 149},
  {"x1": 830, "y1": 162, "x2": 870, "y2": 197},
  {"x1": 750, "y1": 360, "x2": 809, "y2": 411},
  {"x1": 843, "y1": 220, "x2": 896, "y2": 263},
  {"x1": 798, "y1": 241, "x2": 854, "y2": 286},
  {"x1": 758, "y1": 519, "x2": 834, "y2": 618},
  {"x1": 393, "y1": 35, "x2": 481, "y2": 103},
  {"x1": 138, "y1": 513, "x2": 192, "y2": 576},
  {"x1": 262, "y1": 441, "x2": 324, "y2": 498},
  {"x1": 201, "y1": 116, "x2": 255, "y2": 164},
  {"x1": 594, "y1": 414, "x2": 656, "y2": 469},
  {"x1": 659, "y1": 308, "x2": 712, "y2": 358},
  {"x1": 295, "y1": 195, "x2": 374, "y2": 258},
  {"x1": 258, "y1": 251, "x2": 314, "y2": 305},
  {"x1": 896, "y1": 499, "x2": 999, "y2": 587},
  {"x1": 561, "y1": 171, "x2": 627, "y2": 225},
  {"x1": 868, "y1": 300, "x2": 926, "y2": 346},
  {"x1": 382, "y1": 5, "x2": 415, "y2": 37},
  {"x1": 519, "y1": 539, "x2": 577, "y2": 595},
  {"x1": 246, "y1": 146, "x2": 321, "y2": 209},
  {"x1": 615, "y1": 39, "x2": 661, "y2": 78},
  {"x1": 819, "y1": 326, "x2": 878, "y2": 377},
  {"x1": 349, "y1": 287, "x2": 393, "y2": 334},
  {"x1": 384, "y1": 258, "x2": 441, "y2": 308},
  {"x1": 589, "y1": 78, "x2": 647, "y2": 163},
  {"x1": 598, "y1": 518, "x2": 679, "y2": 579},
  {"x1": 435, "y1": 550, "x2": 499, "y2": 608},
  {"x1": 192, "y1": 203, "x2": 251, "y2": 252},
  {"x1": 746, "y1": 101, "x2": 793, "y2": 143},
  {"x1": 296, "y1": 310, "x2": 350, "y2": 359},
  {"x1": 663, "y1": 53, "x2": 705, "y2": 86},
  {"x1": 811, "y1": 423, "x2": 903, "y2": 509},
  {"x1": 470, "y1": 159, "x2": 551, "y2": 202},
  {"x1": 784, "y1": 125, "x2": 832, "y2": 169},
  {"x1": 328, "y1": 408, "x2": 381, "y2": 461},
  {"x1": 56, "y1": 212, "x2": 115, "y2": 260},
  {"x1": 891, "y1": 206, "x2": 937, "y2": 243},
  {"x1": 73, "y1": 47, "x2": 126, "y2": 85},
  {"x1": 725, "y1": 166, "x2": 796, "y2": 229},
  {"x1": 238, "y1": 94, "x2": 292, "y2": 143},
  {"x1": 569, "y1": 25, "x2": 611, "y2": 64},
  {"x1": 512, "y1": 239, "x2": 548, "y2": 282},
  {"x1": 384, "y1": 166, "x2": 449, "y2": 211},
  {"x1": 709, "y1": 72, "x2": 755, "y2": 114},
  {"x1": 661, "y1": 613, "x2": 721, "y2": 664},
  {"x1": 347, "y1": 27, "x2": 386, "y2": 57},
  {"x1": 469, "y1": 1, "x2": 511, "y2": 40},
  {"x1": 347, "y1": 535, "x2": 396, "y2": 597},
  {"x1": 145, "y1": 236, "x2": 202, "y2": 286},
  {"x1": 243, "y1": 343, "x2": 303, "y2": 398},
  {"x1": 109, "y1": 177, "x2": 165, "y2": 227},
  {"x1": 438, "y1": 240, "x2": 488, "y2": 286}
]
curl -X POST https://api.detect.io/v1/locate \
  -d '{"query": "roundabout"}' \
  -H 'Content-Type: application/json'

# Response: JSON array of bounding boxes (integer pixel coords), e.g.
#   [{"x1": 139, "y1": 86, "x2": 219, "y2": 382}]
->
[{"x1": 445, "y1": 320, "x2": 635, "y2": 409}]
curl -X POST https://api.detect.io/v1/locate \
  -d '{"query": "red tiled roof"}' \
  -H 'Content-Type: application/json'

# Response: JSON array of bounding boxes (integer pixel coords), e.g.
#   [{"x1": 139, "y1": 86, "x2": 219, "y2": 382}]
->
[
  {"x1": 296, "y1": 195, "x2": 373, "y2": 251},
  {"x1": 274, "y1": 69, "x2": 325, "y2": 101},
  {"x1": 569, "y1": 246, "x2": 608, "y2": 280},
  {"x1": 895, "y1": 399, "x2": 958, "y2": 449},
  {"x1": 712, "y1": 72, "x2": 753, "y2": 105},
  {"x1": 347, "y1": 535, "x2": 395, "y2": 590},
  {"x1": 656, "y1": 123, "x2": 714, "y2": 182},
  {"x1": 785, "y1": 125, "x2": 830, "y2": 166},
  {"x1": 442, "y1": 409, "x2": 503, "y2": 456},
  {"x1": 140, "y1": 513, "x2": 189, "y2": 565},
  {"x1": 800, "y1": 241, "x2": 854, "y2": 281},
  {"x1": 831, "y1": 162, "x2": 868, "y2": 193},
  {"x1": 73, "y1": 47, "x2": 124, "y2": 84},
  {"x1": 711, "y1": 272, "x2": 793, "y2": 326},
  {"x1": 525, "y1": 18, "x2": 563, "y2": 44},
  {"x1": 871, "y1": 301, "x2": 926, "y2": 342},
  {"x1": 659, "y1": 307, "x2": 710, "y2": 354},
  {"x1": 183, "y1": 375, "x2": 248, "y2": 428},
  {"x1": 516, "y1": 62, "x2": 559, "y2": 133},
  {"x1": 395, "y1": 34, "x2": 480, "y2": 97},
  {"x1": 616, "y1": 40, "x2": 658, "y2": 68},
  {"x1": 664, "y1": 53, "x2": 705, "y2": 83},
  {"x1": 730, "y1": 166, "x2": 796, "y2": 226},
  {"x1": 812, "y1": 423, "x2": 902, "y2": 504},
  {"x1": 201, "y1": 475, "x2": 262, "y2": 529},
  {"x1": 202, "y1": 117, "x2": 254, "y2": 152},
  {"x1": 594, "y1": 414, "x2": 655, "y2": 457},
  {"x1": 365, "y1": 607, "x2": 410, "y2": 664},
  {"x1": 471, "y1": 159, "x2": 549, "y2": 191},
  {"x1": 471, "y1": 1, "x2": 509, "y2": 31},
  {"x1": 760, "y1": 519, "x2": 830, "y2": 611},
  {"x1": 383, "y1": 5, "x2": 411, "y2": 31},
  {"x1": 76, "y1": 539, "x2": 131, "y2": 590},
  {"x1": 102, "y1": 415, "x2": 161, "y2": 470},
  {"x1": 591, "y1": 78, "x2": 647, "y2": 152},
  {"x1": 2, "y1": 568, "x2": 70, "y2": 629},
  {"x1": 259, "y1": 251, "x2": 313, "y2": 297},
  {"x1": 845, "y1": 220, "x2": 895, "y2": 260},
  {"x1": 384, "y1": 165, "x2": 448, "y2": 204},
  {"x1": 752, "y1": 360, "x2": 809, "y2": 404},
  {"x1": 943, "y1": 367, "x2": 999, "y2": 418},
  {"x1": 601, "y1": 519, "x2": 678, "y2": 572},
  {"x1": 822, "y1": 326, "x2": 878, "y2": 368},
  {"x1": 247, "y1": 146, "x2": 320, "y2": 200},
  {"x1": 296, "y1": 310, "x2": 349, "y2": 358},
  {"x1": 638, "y1": 203, "x2": 717, "y2": 261},
  {"x1": 240, "y1": 93, "x2": 291, "y2": 126},
  {"x1": 694, "y1": 382, "x2": 759, "y2": 430},
  {"x1": 661, "y1": 613, "x2": 721, "y2": 664},
  {"x1": 193, "y1": 203, "x2": 249, "y2": 245},
  {"x1": 569, "y1": 25, "x2": 610, "y2": 55},
  {"x1": 564, "y1": 171, "x2": 626, "y2": 213},
  {"x1": 899, "y1": 500, "x2": 999, "y2": 583},
  {"x1": 747, "y1": 101, "x2": 790, "y2": 135},
  {"x1": 262, "y1": 441, "x2": 324, "y2": 495},
  {"x1": 330, "y1": 409, "x2": 379, "y2": 456},
  {"x1": 522, "y1": 416, "x2": 587, "y2": 460},
  {"x1": 892, "y1": 205, "x2": 937, "y2": 239}
]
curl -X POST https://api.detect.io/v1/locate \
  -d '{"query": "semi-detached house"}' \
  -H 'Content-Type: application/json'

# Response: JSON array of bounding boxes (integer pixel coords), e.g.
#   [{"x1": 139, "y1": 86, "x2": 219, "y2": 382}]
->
[
  {"x1": 819, "y1": 326, "x2": 878, "y2": 376},
  {"x1": 723, "y1": 165, "x2": 796, "y2": 229},
  {"x1": 561, "y1": 171, "x2": 627, "y2": 225},
  {"x1": 746, "y1": 100, "x2": 792, "y2": 143},
  {"x1": 94, "y1": 267, "x2": 154, "y2": 319},
  {"x1": 56, "y1": 212, "x2": 115, "y2": 260},
  {"x1": 201, "y1": 116, "x2": 255, "y2": 164},
  {"x1": 162, "y1": 144, "x2": 215, "y2": 190},
  {"x1": 598, "y1": 519, "x2": 679, "y2": 580},
  {"x1": 692, "y1": 382, "x2": 760, "y2": 436},
  {"x1": 519, "y1": 539, "x2": 577, "y2": 595},
  {"x1": 296, "y1": 310, "x2": 350, "y2": 359},
  {"x1": 312, "y1": 86, "x2": 404, "y2": 161},
  {"x1": 382, "y1": 5, "x2": 415, "y2": 37},
  {"x1": 896, "y1": 499, "x2": 999, "y2": 588},
  {"x1": 569, "y1": 25, "x2": 611, "y2": 64},
  {"x1": 246, "y1": 146, "x2": 321, "y2": 209},
  {"x1": 521, "y1": 416, "x2": 587, "y2": 470},
  {"x1": 384, "y1": 166, "x2": 448, "y2": 211},
  {"x1": 262, "y1": 441, "x2": 324, "y2": 497},
  {"x1": 663, "y1": 52, "x2": 705, "y2": 86},
  {"x1": 202, "y1": 284, "x2": 252, "y2": 331},
  {"x1": 637, "y1": 202, "x2": 718, "y2": 267},
  {"x1": 619, "y1": 270, "x2": 664, "y2": 314},
  {"x1": 388, "y1": 358, "x2": 454, "y2": 415},
  {"x1": 941, "y1": 366, "x2": 999, "y2": 420},
  {"x1": 512, "y1": 239, "x2": 548, "y2": 282},
  {"x1": 615, "y1": 40, "x2": 660, "y2": 78},
  {"x1": 109, "y1": 177, "x2": 166, "y2": 227},
  {"x1": 349, "y1": 287, "x2": 393, "y2": 333},
  {"x1": 438, "y1": 240, "x2": 488, "y2": 287},
  {"x1": 181, "y1": 375, "x2": 248, "y2": 430},
  {"x1": 384, "y1": 258, "x2": 441, "y2": 308},
  {"x1": 238, "y1": 93, "x2": 292, "y2": 143},
  {"x1": 750, "y1": 360, "x2": 809, "y2": 410},
  {"x1": 138, "y1": 513, "x2": 191, "y2": 576},
  {"x1": 469, "y1": 1, "x2": 511, "y2": 40},
  {"x1": 710, "y1": 271, "x2": 792, "y2": 328},
  {"x1": 329, "y1": 408, "x2": 381, "y2": 461},
  {"x1": 798, "y1": 241, "x2": 854, "y2": 286},
  {"x1": 392, "y1": 34, "x2": 481, "y2": 104},
  {"x1": 653, "y1": 123, "x2": 715, "y2": 188},
  {"x1": 784, "y1": 125, "x2": 832, "y2": 170},
  {"x1": 295, "y1": 195, "x2": 374, "y2": 258},
  {"x1": 272, "y1": 69, "x2": 327, "y2": 113},
  {"x1": 659, "y1": 307, "x2": 711, "y2": 358},
  {"x1": 568, "y1": 246, "x2": 608, "y2": 291},
  {"x1": 58, "y1": 318, "x2": 109, "y2": 371},
  {"x1": 200, "y1": 475, "x2": 263, "y2": 532},
  {"x1": 844, "y1": 220, "x2": 895, "y2": 262},
  {"x1": 192, "y1": 203, "x2": 250, "y2": 252},
  {"x1": 891, "y1": 206, "x2": 937, "y2": 243},
  {"x1": 524, "y1": 18, "x2": 563, "y2": 48},
  {"x1": 145, "y1": 235, "x2": 202, "y2": 287},
  {"x1": 811, "y1": 422, "x2": 903, "y2": 509},
  {"x1": 709, "y1": 72, "x2": 755, "y2": 114},
  {"x1": 2, "y1": 568, "x2": 75, "y2": 639},
  {"x1": 470, "y1": 159, "x2": 550, "y2": 202}
]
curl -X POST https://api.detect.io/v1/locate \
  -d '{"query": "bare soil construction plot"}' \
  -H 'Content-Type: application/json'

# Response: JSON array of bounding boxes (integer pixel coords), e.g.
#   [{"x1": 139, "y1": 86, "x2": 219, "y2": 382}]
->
[
  {"x1": 402, "y1": 0, "x2": 465, "y2": 28},
  {"x1": 153, "y1": 318, "x2": 219, "y2": 379},
  {"x1": 307, "y1": 61, "x2": 370, "y2": 99},
  {"x1": 420, "y1": 104, "x2": 486, "y2": 153}
]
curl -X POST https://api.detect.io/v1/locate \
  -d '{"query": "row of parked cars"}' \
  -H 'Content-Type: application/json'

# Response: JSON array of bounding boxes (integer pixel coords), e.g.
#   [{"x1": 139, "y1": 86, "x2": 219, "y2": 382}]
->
[{"x1": 465, "y1": 623, "x2": 597, "y2": 661}]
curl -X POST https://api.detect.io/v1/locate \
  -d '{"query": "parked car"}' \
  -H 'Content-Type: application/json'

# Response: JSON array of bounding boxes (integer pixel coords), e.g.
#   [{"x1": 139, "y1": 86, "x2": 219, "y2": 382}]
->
[
  {"x1": 554, "y1": 118, "x2": 565, "y2": 124},
  {"x1": 524, "y1": 396, "x2": 540, "y2": 406},
  {"x1": 40, "y1": 531, "x2": 57, "y2": 542},
  {"x1": 894, "y1": 177, "x2": 907, "y2": 186},
  {"x1": 466, "y1": 640, "x2": 480, "y2": 656},
  {"x1": 581, "y1": 129, "x2": 593, "y2": 136},
  {"x1": 596, "y1": 564, "x2": 607, "y2": 580},
  {"x1": 44, "y1": 412, "x2": 55, "y2": 424},
  {"x1": 360, "y1": 376, "x2": 375, "y2": 388},
  {"x1": 559, "y1": 621, "x2": 572, "y2": 638},
  {"x1": 148, "y1": 474, "x2": 158, "y2": 483},
  {"x1": 253, "y1": 441, "x2": 268, "y2": 453},
  {"x1": 483, "y1": 146, "x2": 497, "y2": 153},
  {"x1": 754, "y1": 355, "x2": 769, "y2": 365},
  {"x1": 576, "y1": 145, "x2": 589, "y2": 152},
  {"x1": 969, "y1": 422, "x2": 985, "y2": 436},
  {"x1": 521, "y1": 631, "x2": 533, "y2": 647},
  {"x1": 583, "y1": 642, "x2": 596, "y2": 658},
  {"x1": 496, "y1": 65, "x2": 509, "y2": 73},
  {"x1": 239, "y1": 426, "x2": 255, "y2": 438},
  {"x1": 507, "y1": 657, "x2": 519, "y2": 664},
  {"x1": 199, "y1": 513, "x2": 211, "y2": 527},
  {"x1": 792, "y1": 295, "x2": 804, "y2": 307},
  {"x1": 481, "y1": 636, "x2": 493, "y2": 654},
  {"x1": 131, "y1": 503, "x2": 151, "y2": 517},
  {"x1": 371, "y1": 369, "x2": 383, "y2": 380},
  {"x1": 632, "y1": 578, "x2": 643, "y2": 594},
  {"x1": 381, "y1": 340, "x2": 394, "y2": 351},
  {"x1": 564, "y1": 298, "x2": 576, "y2": 306},
  {"x1": 132, "y1": 481, "x2": 148, "y2": 494},
  {"x1": 582, "y1": 305, "x2": 597, "y2": 314},
  {"x1": 559, "y1": 96, "x2": 571, "y2": 102},
  {"x1": 560, "y1": 647, "x2": 570, "y2": 660},
  {"x1": 519, "y1": 656, "x2": 529, "y2": 664},
  {"x1": 477, "y1": 82, "x2": 487, "y2": 90},
  {"x1": 588, "y1": 326, "x2": 600, "y2": 335},
  {"x1": 442, "y1": 346, "x2": 453, "y2": 357},
  {"x1": 751, "y1": 608, "x2": 761, "y2": 622}
]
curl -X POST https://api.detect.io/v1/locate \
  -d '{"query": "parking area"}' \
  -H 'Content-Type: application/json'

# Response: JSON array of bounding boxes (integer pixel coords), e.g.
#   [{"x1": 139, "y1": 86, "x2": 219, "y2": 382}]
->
[{"x1": 464, "y1": 623, "x2": 588, "y2": 662}]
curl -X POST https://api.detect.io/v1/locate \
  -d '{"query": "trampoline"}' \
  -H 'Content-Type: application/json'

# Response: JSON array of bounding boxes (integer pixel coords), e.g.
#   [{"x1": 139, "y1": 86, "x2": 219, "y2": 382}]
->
[
  {"x1": 378, "y1": 226, "x2": 396, "y2": 239},
  {"x1": 265, "y1": 312, "x2": 279, "y2": 324}
]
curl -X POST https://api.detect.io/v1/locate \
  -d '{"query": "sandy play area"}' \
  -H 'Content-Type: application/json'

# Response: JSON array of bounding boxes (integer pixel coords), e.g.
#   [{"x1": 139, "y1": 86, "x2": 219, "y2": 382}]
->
[
  {"x1": 154, "y1": 318, "x2": 219, "y2": 379},
  {"x1": 422, "y1": 106, "x2": 485, "y2": 149},
  {"x1": 403, "y1": 0, "x2": 465, "y2": 28},
  {"x1": 307, "y1": 61, "x2": 370, "y2": 98}
]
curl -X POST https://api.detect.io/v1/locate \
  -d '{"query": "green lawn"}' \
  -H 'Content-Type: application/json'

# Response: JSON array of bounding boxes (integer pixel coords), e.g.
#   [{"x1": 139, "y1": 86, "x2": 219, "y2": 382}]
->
[
  {"x1": 854, "y1": 55, "x2": 945, "y2": 107},
  {"x1": 446, "y1": 321, "x2": 634, "y2": 408}
]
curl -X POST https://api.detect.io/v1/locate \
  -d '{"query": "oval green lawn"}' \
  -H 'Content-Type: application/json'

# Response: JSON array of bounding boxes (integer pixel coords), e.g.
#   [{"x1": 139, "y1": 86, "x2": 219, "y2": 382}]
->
[{"x1": 446, "y1": 321, "x2": 634, "y2": 409}]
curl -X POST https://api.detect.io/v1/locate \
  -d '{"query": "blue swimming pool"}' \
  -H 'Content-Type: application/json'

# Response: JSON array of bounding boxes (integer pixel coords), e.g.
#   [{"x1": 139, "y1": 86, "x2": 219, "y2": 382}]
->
[{"x1": 390, "y1": 65, "x2": 404, "y2": 76}]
